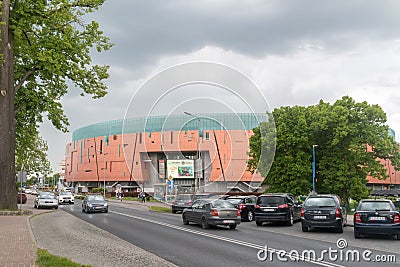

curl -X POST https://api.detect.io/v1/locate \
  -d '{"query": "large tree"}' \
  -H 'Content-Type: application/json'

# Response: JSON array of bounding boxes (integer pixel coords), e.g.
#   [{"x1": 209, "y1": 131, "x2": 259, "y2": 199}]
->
[
  {"x1": 0, "y1": 0, "x2": 112, "y2": 209},
  {"x1": 249, "y1": 96, "x2": 400, "y2": 203}
]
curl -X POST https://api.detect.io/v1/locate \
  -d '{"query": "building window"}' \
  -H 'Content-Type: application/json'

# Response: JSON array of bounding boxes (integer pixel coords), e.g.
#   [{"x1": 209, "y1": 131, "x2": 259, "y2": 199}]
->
[{"x1": 205, "y1": 132, "x2": 210, "y2": 140}]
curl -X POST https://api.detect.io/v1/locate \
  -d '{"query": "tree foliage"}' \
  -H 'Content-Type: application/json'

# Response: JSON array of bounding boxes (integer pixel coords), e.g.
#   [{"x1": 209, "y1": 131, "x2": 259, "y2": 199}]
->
[
  {"x1": 0, "y1": 0, "x2": 112, "y2": 209},
  {"x1": 248, "y1": 96, "x2": 400, "y2": 203}
]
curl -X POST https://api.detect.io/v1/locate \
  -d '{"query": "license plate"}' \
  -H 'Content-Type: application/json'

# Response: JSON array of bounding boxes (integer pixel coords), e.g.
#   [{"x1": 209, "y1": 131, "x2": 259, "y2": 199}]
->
[
  {"x1": 314, "y1": 215, "x2": 326, "y2": 219},
  {"x1": 369, "y1": 217, "x2": 386, "y2": 221},
  {"x1": 223, "y1": 220, "x2": 235, "y2": 224},
  {"x1": 263, "y1": 208, "x2": 275, "y2": 212}
]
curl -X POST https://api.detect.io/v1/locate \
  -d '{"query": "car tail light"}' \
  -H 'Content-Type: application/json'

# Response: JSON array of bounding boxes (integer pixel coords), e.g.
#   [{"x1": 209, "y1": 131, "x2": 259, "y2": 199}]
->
[
  {"x1": 239, "y1": 204, "x2": 246, "y2": 210},
  {"x1": 255, "y1": 204, "x2": 260, "y2": 209},
  {"x1": 335, "y1": 208, "x2": 342, "y2": 218},
  {"x1": 237, "y1": 209, "x2": 241, "y2": 217},
  {"x1": 394, "y1": 214, "x2": 400, "y2": 224},
  {"x1": 277, "y1": 204, "x2": 289, "y2": 209},
  {"x1": 301, "y1": 208, "x2": 305, "y2": 218},
  {"x1": 354, "y1": 213, "x2": 361, "y2": 223},
  {"x1": 172, "y1": 201, "x2": 176, "y2": 205},
  {"x1": 188, "y1": 201, "x2": 192, "y2": 205},
  {"x1": 211, "y1": 209, "x2": 218, "y2": 216}
]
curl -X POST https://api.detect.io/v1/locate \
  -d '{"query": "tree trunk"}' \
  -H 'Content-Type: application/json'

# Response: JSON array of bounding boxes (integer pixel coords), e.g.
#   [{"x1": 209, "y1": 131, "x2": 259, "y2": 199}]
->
[{"x1": 0, "y1": 0, "x2": 17, "y2": 210}]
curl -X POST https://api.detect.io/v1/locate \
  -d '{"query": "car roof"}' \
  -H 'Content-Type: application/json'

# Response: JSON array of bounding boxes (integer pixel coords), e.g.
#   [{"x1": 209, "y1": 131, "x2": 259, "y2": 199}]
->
[
  {"x1": 227, "y1": 195, "x2": 256, "y2": 199},
  {"x1": 259, "y1": 193, "x2": 293, "y2": 197},
  {"x1": 360, "y1": 199, "x2": 392, "y2": 202}
]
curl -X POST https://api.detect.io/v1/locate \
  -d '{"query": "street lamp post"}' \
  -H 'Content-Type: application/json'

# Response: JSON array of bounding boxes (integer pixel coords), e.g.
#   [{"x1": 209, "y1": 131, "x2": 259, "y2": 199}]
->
[
  {"x1": 312, "y1": 145, "x2": 318, "y2": 193},
  {"x1": 184, "y1": 112, "x2": 201, "y2": 193}
]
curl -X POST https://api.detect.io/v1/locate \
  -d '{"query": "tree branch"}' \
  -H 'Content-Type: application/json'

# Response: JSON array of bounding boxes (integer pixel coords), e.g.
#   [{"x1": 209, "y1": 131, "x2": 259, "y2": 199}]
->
[{"x1": 15, "y1": 68, "x2": 36, "y2": 93}]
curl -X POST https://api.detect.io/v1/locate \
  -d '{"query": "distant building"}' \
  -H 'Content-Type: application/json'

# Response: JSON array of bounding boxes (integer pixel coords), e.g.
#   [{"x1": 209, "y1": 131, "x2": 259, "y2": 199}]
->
[
  {"x1": 64, "y1": 113, "x2": 267, "y2": 196},
  {"x1": 367, "y1": 129, "x2": 400, "y2": 191}
]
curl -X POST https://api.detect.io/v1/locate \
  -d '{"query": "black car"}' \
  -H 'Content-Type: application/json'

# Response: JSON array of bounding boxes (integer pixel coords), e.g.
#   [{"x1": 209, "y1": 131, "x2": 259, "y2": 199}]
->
[
  {"x1": 82, "y1": 194, "x2": 108, "y2": 213},
  {"x1": 353, "y1": 199, "x2": 400, "y2": 240},
  {"x1": 301, "y1": 194, "x2": 347, "y2": 233},
  {"x1": 182, "y1": 199, "x2": 241, "y2": 229},
  {"x1": 254, "y1": 193, "x2": 302, "y2": 226},
  {"x1": 226, "y1": 195, "x2": 257, "y2": 221},
  {"x1": 171, "y1": 194, "x2": 194, "y2": 214}
]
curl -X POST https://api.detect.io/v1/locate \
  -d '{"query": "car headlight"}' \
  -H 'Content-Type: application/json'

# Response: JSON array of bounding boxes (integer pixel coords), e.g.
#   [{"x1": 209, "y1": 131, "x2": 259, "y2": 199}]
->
[
  {"x1": 88, "y1": 203, "x2": 92, "y2": 207},
  {"x1": 104, "y1": 203, "x2": 108, "y2": 206}
]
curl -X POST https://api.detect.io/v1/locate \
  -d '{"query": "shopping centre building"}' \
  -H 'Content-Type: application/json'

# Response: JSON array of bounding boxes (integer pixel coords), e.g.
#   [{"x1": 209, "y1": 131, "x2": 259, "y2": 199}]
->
[{"x1": 63, "y1": 113, "x2": 267, "y2": 198}]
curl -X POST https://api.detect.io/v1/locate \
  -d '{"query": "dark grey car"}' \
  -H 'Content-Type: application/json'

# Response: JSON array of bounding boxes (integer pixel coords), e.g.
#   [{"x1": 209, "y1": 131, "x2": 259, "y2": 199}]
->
[
  {"x1": 301, "y1": 194, "x2": 347, "y2": 233},
  {"x1": 182, "y1": 199, "x2": 241, "y2": 229},
  {"x1": 82, "y1": 194, "x2": 108, "y2": 213}
]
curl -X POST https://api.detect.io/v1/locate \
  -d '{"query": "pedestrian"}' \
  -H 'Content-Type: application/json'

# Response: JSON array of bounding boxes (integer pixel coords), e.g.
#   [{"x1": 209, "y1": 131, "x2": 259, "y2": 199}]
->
[
  {"x1": 142, "y1": 191, "x2": 146, "y2": 203},
  {"x1": 139, "y1": 191, "x2": 143, "y2": 202}
]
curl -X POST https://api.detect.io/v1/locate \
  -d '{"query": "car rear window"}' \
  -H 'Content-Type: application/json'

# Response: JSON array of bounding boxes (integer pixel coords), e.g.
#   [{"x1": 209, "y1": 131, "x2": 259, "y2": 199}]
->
[
  {"x1": 258, "y1": 196, "x2": 285, "y2": 205},
  {"x1": 305, "y1": 197, "x2": 336, "y2": 207},
  {"x1": 358, "y1": 201, "x2": 393, "y2": 211},
  {"x1": 176, "y1": 195, "x2": 192, "y2": 201},
  {"x1": 227, "y1": 198, "x2": 242, "y2": 205},
  {"x1": 211, "y1": 200, "x2": 235, "y2": 209}
]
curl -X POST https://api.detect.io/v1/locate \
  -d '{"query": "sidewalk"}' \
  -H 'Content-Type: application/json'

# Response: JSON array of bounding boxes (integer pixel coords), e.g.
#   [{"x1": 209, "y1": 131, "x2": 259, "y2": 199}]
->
[{"x1": 0, "y1": 195, "x2": 52, "y2": 267}]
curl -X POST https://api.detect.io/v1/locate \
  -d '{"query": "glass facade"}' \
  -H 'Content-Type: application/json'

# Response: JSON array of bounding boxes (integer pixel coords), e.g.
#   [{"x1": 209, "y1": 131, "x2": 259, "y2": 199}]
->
[{"x1": 72, "y1": 113, "x2": 267, "y2": 141}]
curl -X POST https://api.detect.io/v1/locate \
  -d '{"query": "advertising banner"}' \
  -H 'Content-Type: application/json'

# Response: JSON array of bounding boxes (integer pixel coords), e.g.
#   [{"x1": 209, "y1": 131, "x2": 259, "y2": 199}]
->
[{"x1": 167, "y1": 160, "x2": 194, "y2": 179}]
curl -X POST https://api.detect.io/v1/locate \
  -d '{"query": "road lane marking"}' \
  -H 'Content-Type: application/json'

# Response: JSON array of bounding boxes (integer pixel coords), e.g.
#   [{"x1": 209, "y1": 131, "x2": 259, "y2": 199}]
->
[{"x1": 110, "y1": 210, "x2": 344, "y2": 267}]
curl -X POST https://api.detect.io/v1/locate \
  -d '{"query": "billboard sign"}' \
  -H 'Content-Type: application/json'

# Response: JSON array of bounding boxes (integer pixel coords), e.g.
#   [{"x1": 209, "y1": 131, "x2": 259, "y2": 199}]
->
[{"x1": 167, "y1": 160, "x2": 194, "y2": 179}]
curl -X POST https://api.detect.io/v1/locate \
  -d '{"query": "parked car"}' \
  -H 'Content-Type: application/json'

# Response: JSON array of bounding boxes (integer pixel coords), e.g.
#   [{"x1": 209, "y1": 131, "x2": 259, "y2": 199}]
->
[
  {"x1": 182, "y1": 199, "x2": 241, "y2": 229},
  {"x1": 34, "y1": 192, "x2": 58, "y2": 209},
  {"x1": 353, "y1": 199, "x2": 400, "y2": 240},
  {"x1": 192, "y1": 193, "x2": 214, "y2": 202},
  {"x1": 24, "y1": 188, "x2": 32, "y2": 194},
  {"x1": 254, "y1": 193, "x2": 302, "y2": 226},
  {"x1": 172, "y1": 194, "x2": 194, "y2": 214},
  {"x1": 226, "y1": 195, "x2": 257, "y2": 221},
  {"x1": 17, "y1": 193, "x2": 27, "y2": 204},
  {"x1": 301, "y1": 194, "x2": 347, "y2": 233},
  {"x1": 82, "y1": 194, "x2": 108, "y2": 213},
  {"x1": 58, "y1": 191, "x2": 75, "y2": 204}
]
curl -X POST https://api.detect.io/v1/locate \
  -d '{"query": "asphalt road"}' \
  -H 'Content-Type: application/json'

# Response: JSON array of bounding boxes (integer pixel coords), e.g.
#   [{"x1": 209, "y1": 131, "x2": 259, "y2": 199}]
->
[{"x1": 60, "y1": 201, "x2": 400, "y2": 267}]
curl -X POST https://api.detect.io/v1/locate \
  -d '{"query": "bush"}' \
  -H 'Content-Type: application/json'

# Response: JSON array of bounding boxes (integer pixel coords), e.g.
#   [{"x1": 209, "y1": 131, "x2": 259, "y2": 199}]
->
[{"x1": 91, "y1": 188, "x2": 103, "y2": 193}]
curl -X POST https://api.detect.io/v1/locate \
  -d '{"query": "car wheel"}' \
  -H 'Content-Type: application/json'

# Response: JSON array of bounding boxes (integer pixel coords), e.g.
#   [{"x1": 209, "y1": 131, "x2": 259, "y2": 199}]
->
[
  {"x1": 104, "y1": 209, "x2": 108, "y2": 213},
  {"x1": 336, "y1": 225, "x2": 344, "y2": 233},
  {"x1": 256, "y1": 220, "x2": 263, "y2": 226},
  {"x1": 354, "y1": 229, "x2": 361, "y2": 239},
  {"x1": 229, "y1": 224, "x2": 237, "y2": 230},
  {"x1": 286, "y1": 213, "x2": 294, "y2": 226},
  {"x1": 201, "y1": 217, "x2": 209, "y2": 229},
  {"x1": 55, "y1": 206, "x2": 58, "y2": 209},
  {"x1": 82, "y1": 206, "x2": 84, "y2": 212},
  {"x1": 302, "y1": 225, "x2": 309, "y2": 232},
  {"x1": 182, "y1": 214, "x2": 189, "y2": 225},
  {"x1": 247, "y1": 211, "x2": 254, "y2": 222}
]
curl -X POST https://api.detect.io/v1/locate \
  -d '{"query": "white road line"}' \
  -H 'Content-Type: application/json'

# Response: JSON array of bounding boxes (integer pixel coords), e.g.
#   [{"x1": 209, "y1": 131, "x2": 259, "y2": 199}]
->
[{"x1": 110, "y1": 210, "x2": 344, "y2": 267}]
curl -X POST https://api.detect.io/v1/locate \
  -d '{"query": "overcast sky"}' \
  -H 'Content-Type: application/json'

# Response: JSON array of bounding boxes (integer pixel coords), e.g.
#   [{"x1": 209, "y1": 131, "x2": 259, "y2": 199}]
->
[{"x1": 40, "y1": 0, "x2": 400, "y2": 173}]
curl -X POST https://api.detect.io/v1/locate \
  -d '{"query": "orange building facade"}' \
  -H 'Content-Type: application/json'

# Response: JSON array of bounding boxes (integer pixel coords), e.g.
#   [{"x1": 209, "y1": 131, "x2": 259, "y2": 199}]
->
[{"x1": 64, "y1": 113, "x2": 267, "y2": 196}]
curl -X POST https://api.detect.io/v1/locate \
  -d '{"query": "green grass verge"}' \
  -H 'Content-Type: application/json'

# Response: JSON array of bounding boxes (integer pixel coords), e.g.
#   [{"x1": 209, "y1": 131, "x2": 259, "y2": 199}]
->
[
  {"x1": 36, "y1": 248, "x2": 92, "y2": 267},
  {"x1": 149, "y1": 206, "x2": 172, "y2": 213}
]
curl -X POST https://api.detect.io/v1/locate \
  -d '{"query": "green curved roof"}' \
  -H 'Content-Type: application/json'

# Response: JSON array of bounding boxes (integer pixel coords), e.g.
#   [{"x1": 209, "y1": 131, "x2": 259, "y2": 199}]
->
[{"x1": 72, "y1": 113, "x2": 267, "y2": 141}]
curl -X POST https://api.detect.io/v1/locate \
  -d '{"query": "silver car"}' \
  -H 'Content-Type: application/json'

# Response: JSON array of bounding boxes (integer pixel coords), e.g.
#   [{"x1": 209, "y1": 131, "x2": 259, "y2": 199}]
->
[
  {"x1": 34, "y1": 192, "x2": 58, "y2": 209},
  {"x1": 182, "y1": 199, "x2": 241, "y2": 229}
]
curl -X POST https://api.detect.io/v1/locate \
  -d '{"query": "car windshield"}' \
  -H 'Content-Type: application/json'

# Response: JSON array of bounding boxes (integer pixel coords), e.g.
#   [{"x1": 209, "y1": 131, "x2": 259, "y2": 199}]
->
[
  {"x1": 258, "y1": 196, "x2": 285, "y2": 205},
  {"x1": 60, "y1": 191, "x2": 72, "y2": 196},
  {"x1": 227, "y1": 198, "x2": 242, "y2": 205},
  {"x1": 359, "y1": 201, "x2": 393, "y2": 211},
  {"x1": 211, "y1": 200, "x2": 235, "y2": 209},
  {"x1": 305, "y1": 197, "x2": 336, "y2": 207},
  {"x1": 88, "y1": 195, "x2": 104, "y2": 201},
  {"x1": 176, "y1": 195, "x2": 192, "y2": 201},
  {"x1": 39, "y1": 193, "x2": 56, "y2": 199}
]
